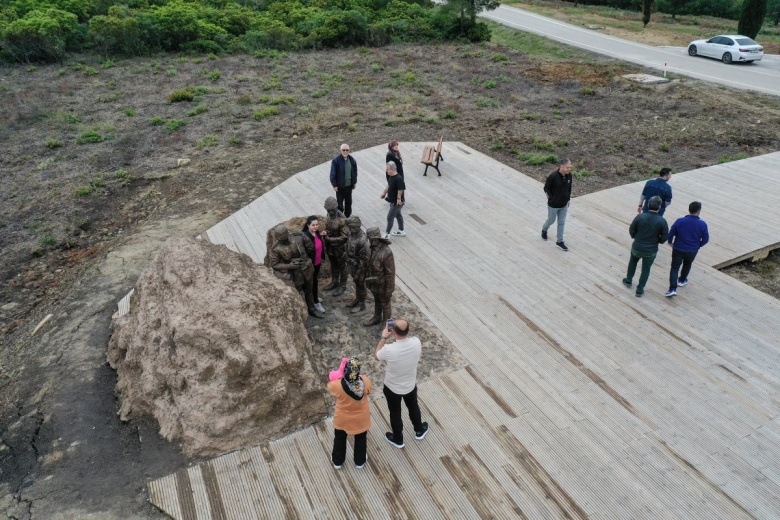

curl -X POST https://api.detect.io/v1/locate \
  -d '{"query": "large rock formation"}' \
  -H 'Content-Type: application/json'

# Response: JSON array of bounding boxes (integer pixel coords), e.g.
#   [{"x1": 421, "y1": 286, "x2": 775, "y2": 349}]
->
[{"x1": 107, "y1": 236, "x2": 327, "y2": 456}]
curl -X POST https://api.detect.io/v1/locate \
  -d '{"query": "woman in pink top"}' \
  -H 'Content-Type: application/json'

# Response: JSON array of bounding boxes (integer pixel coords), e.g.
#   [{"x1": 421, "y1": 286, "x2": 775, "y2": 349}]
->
[{"x1": 302, "y1": 216, "x2": 326, "y2": 313}]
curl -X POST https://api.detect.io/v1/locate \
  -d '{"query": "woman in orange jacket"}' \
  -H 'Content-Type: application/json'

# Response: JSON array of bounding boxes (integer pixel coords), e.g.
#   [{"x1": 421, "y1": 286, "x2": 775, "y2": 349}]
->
[{"x1": 327, "y1": 358, "x2": 371, "y2": 469}]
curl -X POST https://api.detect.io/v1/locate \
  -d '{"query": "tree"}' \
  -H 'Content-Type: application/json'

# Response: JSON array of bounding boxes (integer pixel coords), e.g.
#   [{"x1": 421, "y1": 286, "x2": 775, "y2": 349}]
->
[
  {"x1": 447, "y1": 0, "x2": 500, "y2": 34},
  {"x1": 0, "y1": 8, "x2": 79, "y2": 62},
  {"x1": 765, "y1": 0, "x2": 779, "y2": 25},
  {"x1": 641, "y1": 0, "x2": 652, "y2": 26},
  {"x1": 738, "y1": 0, "x2": 767, "y2": 38}
]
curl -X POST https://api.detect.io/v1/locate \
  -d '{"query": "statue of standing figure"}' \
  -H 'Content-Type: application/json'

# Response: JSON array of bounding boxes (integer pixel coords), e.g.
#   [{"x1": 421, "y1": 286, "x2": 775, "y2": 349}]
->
[
  {"x1": 345, "y1": 215, "x2": 370, "y2": 313},
  {"x1": 363, "y1": 227, "x2": 395, "y2": 327},
  {"x1": 322, "y1": 197, "x2": 350, "y2": 297},
  {"x1": 269, "y1": 224, "x2": 324, "y2": 319}
]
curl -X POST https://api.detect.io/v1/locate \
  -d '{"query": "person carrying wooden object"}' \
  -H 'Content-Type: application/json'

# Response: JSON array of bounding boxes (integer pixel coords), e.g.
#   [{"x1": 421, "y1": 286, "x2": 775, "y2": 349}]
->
[{"x1": 420, "y1": 136, "x2": 444, "y2": 176}]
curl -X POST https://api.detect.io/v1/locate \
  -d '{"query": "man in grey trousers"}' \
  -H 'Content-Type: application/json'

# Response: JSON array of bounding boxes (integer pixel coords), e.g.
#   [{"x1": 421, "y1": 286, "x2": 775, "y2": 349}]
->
[{"x1": 541, "y1": 158, "x2": 572, "y2": 251}]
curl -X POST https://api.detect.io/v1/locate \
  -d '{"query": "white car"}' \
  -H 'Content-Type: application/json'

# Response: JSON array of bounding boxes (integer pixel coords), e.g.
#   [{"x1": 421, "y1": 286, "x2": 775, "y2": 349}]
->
[{"x1": 687, "y1": 35, "x2": 763, "y2": 64}]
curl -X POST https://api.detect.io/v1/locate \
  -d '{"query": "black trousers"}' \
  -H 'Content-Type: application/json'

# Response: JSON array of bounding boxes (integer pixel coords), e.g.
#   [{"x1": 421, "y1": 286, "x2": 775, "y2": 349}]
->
[
  {"x1": 332, "y1": 429, "x2": 367, "y2": 466},
  {"x1": 669, "y1": 249, "x2": 698, "y2": 289},
  {"x1": 312, "y1": 263, "x2": 321, "y2": 302},
  {"x1": 383, "y1": 385, "x2": 423, "y2": 445},
  {"x1": 336, "y1": 186, "x2": 353, "y2": 217}
]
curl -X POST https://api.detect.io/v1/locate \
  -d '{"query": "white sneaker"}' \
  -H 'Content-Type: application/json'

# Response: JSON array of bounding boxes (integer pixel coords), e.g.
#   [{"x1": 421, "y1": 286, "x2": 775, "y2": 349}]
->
[
  {"x1": 314, "y1": 303, "x2": 325, "y2": 313},
  {"x1": 381, "y1": 232, "x2": 391, "y2": 239},
  {"x1": 391, "y1": 230, "x2": 406, "y2": 236}
]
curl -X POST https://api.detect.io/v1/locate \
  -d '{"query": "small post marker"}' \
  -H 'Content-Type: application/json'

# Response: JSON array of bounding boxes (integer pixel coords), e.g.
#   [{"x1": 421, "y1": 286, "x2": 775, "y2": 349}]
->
[{"x1": 664, "y1": 63, "x2": 667, "y2": 78}]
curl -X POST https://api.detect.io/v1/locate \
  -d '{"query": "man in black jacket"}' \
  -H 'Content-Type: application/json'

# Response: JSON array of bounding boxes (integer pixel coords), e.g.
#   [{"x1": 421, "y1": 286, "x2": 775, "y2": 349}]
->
[
  {"x1": 329, "y1": 144, "x2": 358, "y2": 217},
  {"x1": 623, "y1": 196, "x2": 669, "y2": 297},
  {"x1": 542, "y1": 158, "x2": 573, "y2": 251}
]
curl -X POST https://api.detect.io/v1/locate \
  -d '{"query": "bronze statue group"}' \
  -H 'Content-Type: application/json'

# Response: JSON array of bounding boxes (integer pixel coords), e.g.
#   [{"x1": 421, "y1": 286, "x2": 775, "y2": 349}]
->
[{"x1": 268, "y1": 141, "x2": 429, "y2": 471}]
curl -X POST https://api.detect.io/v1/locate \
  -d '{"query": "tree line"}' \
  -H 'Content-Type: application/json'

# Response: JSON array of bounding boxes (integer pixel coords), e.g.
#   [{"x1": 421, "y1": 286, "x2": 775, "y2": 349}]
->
[
  {"x1": 0, "y1": 0, "x2": 499, "y2": 63},
  {"x1": 570, "y1": 0, "x2": 777, "y2": 39}
]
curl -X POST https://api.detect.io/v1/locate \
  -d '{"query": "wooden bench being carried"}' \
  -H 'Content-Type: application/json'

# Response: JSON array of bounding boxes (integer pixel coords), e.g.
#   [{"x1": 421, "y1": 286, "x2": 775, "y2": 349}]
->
[{"x1": 421, "y1": 136, "x2": 444, "y2": 176}]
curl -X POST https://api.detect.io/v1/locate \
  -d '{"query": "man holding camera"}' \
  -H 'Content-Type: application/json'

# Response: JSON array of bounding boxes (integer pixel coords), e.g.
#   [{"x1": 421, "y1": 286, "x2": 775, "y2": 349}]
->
[{"x1": 374, "y1": 318, "x2": 429, "y2": 449}]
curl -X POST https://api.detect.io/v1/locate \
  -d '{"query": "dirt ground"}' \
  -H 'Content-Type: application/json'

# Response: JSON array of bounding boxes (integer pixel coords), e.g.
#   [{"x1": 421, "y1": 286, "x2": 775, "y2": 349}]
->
[{"x1": 2, "y1": 39, "x2": 780, "y2": 518}]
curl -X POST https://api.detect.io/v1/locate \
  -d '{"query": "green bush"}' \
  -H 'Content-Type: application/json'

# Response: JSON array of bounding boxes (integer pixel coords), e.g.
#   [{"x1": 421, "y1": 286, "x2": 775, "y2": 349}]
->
[
  {"x1": 196, "y1": 135, "x2": 219, "y2": 148},
  {"x1": 187, "y1": 105, "x2": 208, "y2": 116},
  {"x1": 253, "y1": 107, "x2": 280, "y2": 120},
  {"x1": 168, "y1": 88, "x2": 195, "y2": 103},
  {"x1": 165, "y1": 119, "x2": 186, "y2": 131},
  {"x1": 1, "y1": 8, "x2": 80, "y2": 62},
  {"x1": 150, "y1": 116, "x2": 164, "y2": 126},
  {"x1": 443, "y1": 109, "x2": 457, "y2": 119},
  {"x1": 76, "y1": 130, "x2": 103, "y2": 144},
  {"x1": 45, "y1": 138, "x2": 63, "y2": 149},
  {"x1": 124, "y1": 107, "x2": 136, "y2": 117},
  {"x1": 515, "y1": 152, "x2": 558, "y2": 165}
]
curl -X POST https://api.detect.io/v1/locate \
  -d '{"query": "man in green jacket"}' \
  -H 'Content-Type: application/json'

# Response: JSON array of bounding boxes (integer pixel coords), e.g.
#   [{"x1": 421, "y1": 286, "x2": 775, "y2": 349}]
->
[{"x1": 623, "y1": 196, "x2": 669, "y2": 297}]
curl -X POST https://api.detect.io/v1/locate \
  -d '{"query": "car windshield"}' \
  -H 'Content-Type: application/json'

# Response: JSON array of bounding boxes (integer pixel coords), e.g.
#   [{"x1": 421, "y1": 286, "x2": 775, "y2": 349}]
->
[{"x1": 735, "y1": 38, "x2": 759, "y2": 46}]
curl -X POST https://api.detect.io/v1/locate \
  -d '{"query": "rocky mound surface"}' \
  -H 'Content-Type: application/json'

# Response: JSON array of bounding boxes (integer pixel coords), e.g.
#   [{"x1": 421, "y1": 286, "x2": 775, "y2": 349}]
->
[{"x1": 107, "y1": 236, "x2": 327, "y2": 456}]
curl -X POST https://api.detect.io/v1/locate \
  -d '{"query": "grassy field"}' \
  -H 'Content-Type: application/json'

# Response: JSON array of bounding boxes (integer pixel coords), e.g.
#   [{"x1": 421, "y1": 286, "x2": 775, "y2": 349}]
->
[{"x1": 510, "y1": 0, "x2": 780, "y2": 53}]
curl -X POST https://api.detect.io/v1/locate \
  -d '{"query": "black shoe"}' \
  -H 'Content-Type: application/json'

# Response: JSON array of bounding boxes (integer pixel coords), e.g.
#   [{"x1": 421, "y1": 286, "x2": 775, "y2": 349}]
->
[
  {"x1": 556, "y1": 241, "x2": 569, "y2": 252},
  {"x1": 323, "y1": 281, "x2": 338, "y2": 291},
  {"x1": 346, "y1": 298, "x2": 361, "y2": 308},
  {"x1": 384, "y1": 432, "x2": 404, "y2": 448},
  {"x1": 415, "y1": 423, "x2": 429, "y2": 440},
  {"x1": 308, "y1": 309, "x2": 325, "y2": 319},
  {"x1": 350, "y1": 303, "x2": 366, "y2": 314},
  {"x1": 332, "y1": 286, "x2": 346, "y2": 297},
  {"x1": 622, "y1": 278, "x2": 632, "y2": 287},
  {"x1": 541, "y1": 230, "x2": 548, "y2": 241},
  {"x1": 635, "y1": 290, "x2": 644, "y2": 298}
]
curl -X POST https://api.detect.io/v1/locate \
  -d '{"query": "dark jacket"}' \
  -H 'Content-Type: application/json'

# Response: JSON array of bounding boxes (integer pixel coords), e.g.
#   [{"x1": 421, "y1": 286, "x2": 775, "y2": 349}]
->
[
  {"x1": 302, "y1": 229, "x2": 326, "y2": 265},
  {"x1": 641, "y1": 178, "x2": 672, "y2": 216},
  {"x1": 629, "y1": 212, "x2": 669, "y2": 254},
  {"x1": 385, "y1": 151, "x2": 404, "y2": 178},
  {"x1": 544, "y1": 169, "x2": 572, "y2": 208},
  {"x1": 668, "y1": 215, "x2": 709, "y2": 253},
  {"x1": 330, "y1": 154, "x2": 358, "y2": 189}
]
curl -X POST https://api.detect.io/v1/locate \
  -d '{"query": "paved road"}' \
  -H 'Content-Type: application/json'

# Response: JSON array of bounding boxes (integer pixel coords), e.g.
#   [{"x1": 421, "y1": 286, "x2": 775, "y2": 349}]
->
[{"x1": 482, "y1": 5, "x2": 780, "y2": 96}]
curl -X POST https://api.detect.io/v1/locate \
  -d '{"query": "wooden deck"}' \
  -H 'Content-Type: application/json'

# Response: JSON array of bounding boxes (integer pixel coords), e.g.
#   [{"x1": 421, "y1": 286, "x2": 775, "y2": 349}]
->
[{"x1": 146, "y1": 144, "x2": 780, "y2": 519}]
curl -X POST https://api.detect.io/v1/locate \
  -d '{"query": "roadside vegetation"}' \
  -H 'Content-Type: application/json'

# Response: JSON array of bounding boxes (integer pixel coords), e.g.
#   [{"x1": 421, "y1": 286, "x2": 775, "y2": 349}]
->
[
  {"x1": 0, "y1": 0, "x2": 496, "y2": 64},
  {"x1": 510, "y1": 0, "x2": 780, "y2": 51}
]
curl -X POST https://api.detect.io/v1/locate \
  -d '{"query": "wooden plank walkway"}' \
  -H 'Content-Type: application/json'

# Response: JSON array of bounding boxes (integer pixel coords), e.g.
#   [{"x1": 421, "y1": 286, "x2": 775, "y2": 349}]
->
[{"x1": 146, "y1": 144, "x2": 780, "y2": 519}]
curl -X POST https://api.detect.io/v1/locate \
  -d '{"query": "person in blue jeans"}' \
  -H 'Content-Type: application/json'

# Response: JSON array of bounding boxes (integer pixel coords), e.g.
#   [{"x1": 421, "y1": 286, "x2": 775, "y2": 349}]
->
[
  {"x1": 665, "y1": 201, "x2": 709, "y2": 297},
  {"x1": 623, "y1": 196, "x2": 669, "y2": 297},
  {"x1": 541, "y1": 158, "x2": 573, "y2": 251},
  {"x1": 637, "y1": 168, "x2": 673, "y2": 217}
]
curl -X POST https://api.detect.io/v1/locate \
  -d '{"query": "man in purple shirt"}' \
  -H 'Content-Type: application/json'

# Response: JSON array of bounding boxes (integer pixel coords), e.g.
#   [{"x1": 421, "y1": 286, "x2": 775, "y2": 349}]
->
[{"x1": 665, "y1": 201, "x2": 709, "y2": 297}]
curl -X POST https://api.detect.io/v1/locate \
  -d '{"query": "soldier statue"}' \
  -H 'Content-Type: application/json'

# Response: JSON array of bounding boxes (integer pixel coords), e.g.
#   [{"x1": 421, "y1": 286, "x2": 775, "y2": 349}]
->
[
  {"x1": 363, "y1": 227, "x2": 395, "y2": 327},
  {"x1": 322, "y1": 196, "x2": 350, "y2": 297},
  {"x1": 345, "y1": 215, "x2": 370, "y2": 313},
  {"x1": 269, "y1": 224, "x2": 324, "y2": 319}
]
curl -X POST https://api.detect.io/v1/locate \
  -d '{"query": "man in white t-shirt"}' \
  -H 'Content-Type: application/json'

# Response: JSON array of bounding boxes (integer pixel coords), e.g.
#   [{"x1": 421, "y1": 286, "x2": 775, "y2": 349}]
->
[{"x1": 374, "y1": 318, "x2": 429, "y2": 448}]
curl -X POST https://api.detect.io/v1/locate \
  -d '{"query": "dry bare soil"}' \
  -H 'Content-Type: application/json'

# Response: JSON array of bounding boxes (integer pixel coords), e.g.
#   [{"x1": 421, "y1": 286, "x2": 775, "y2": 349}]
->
[{"x1": 2, "y1": 35, "x2": 780, "y2": 518}]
